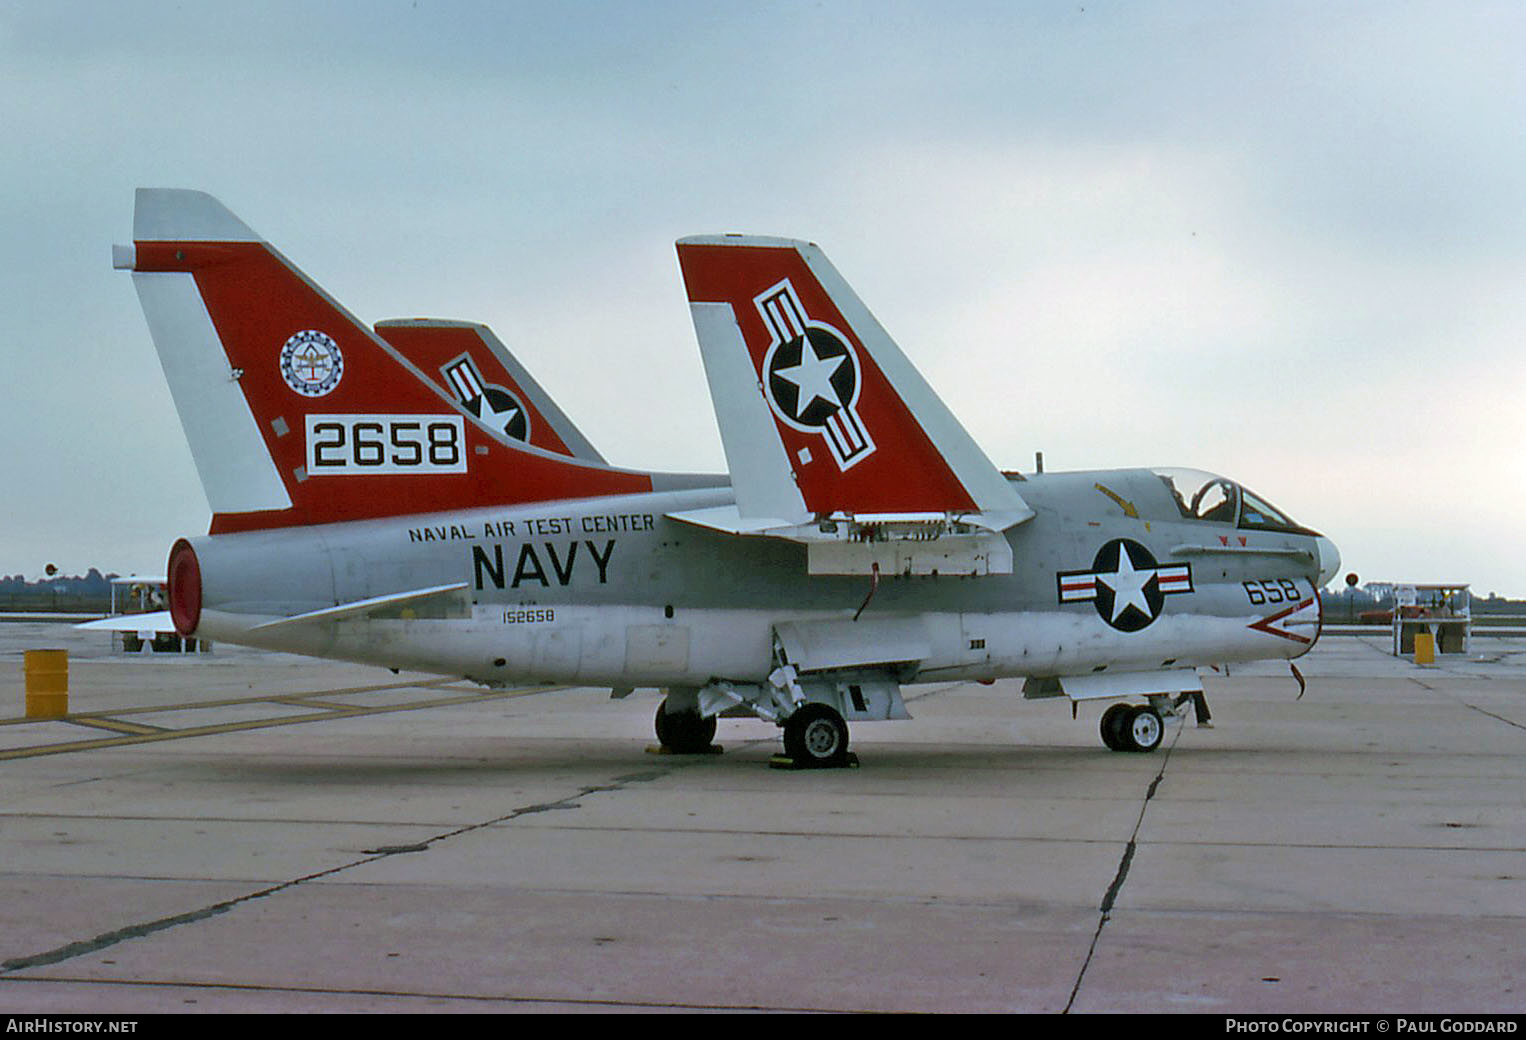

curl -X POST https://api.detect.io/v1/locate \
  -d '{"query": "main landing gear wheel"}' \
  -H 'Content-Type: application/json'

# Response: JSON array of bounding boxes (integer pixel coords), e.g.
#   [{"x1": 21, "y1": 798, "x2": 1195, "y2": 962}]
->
[
  {"x1": 1100, "y1": 704, "x2": 1164, "y2": 753},
  {"x1": 1100, "y1": 703, "x2": 1131, "y2": 751},
  {"x1": 782, "y1": 703, "x2": 851, "y2": 768},
  {"x1": 654, "y1": 700, "x2": 717, "y2": 755}
]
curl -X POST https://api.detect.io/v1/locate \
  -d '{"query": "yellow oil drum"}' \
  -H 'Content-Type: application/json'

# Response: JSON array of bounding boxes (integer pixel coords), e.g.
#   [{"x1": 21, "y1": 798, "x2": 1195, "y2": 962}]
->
[
  {"x1": 1414, "y1": 631, "x2": 1435, "y2": 666},
  {"x1": 24, "y1": 649, "x2": 68, "y2": 718}
]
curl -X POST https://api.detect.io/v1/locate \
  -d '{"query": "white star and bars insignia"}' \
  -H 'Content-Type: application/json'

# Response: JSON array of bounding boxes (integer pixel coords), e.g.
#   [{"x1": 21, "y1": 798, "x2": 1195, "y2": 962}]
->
[
  {"x1": 1058, "y1": 538, "x2": 1193, "y2": 632},
  {"x1": 755, "y1": 279, "x2": 875, "y2": 471}
]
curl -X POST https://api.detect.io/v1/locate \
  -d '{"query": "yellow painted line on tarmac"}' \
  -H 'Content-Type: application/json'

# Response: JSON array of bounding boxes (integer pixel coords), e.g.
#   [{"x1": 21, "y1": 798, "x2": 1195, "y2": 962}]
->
[
  {"x1": 0, "y1": 684, "x2": 566, "y2": 761},
  {"x1": 64, "y1": 717, "x2": 167, "y2": 736},
  {"x1": 270, "y1": 698, "x2": 362, "y2": 711}
]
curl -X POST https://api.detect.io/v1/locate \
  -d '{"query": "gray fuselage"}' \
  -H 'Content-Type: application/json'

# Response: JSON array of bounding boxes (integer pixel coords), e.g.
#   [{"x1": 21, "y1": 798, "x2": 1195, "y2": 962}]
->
[{"x1": 183, "y1": 466, "x2": 1327, "y2": 691}]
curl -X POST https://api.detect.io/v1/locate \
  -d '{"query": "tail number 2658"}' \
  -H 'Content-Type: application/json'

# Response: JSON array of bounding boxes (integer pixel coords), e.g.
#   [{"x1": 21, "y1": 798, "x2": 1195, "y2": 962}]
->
[{"x1": 306, "y1": 414, "x2": 467, "y2": 475}]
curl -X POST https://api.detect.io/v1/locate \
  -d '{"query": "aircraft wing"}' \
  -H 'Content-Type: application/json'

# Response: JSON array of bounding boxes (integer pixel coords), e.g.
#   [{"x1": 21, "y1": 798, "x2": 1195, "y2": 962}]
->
[
  {"x1": 77, "y1": 586, "x2": 468, "y2": 637},
  {"x1": 250, "y1": 583, "x2": 470, "y2": 631}
]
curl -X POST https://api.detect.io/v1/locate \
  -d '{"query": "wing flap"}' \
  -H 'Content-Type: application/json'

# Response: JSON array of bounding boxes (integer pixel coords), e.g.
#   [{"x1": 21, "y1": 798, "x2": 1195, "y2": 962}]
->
[{"x1": 667, "y1": 504, "x2": 1017, "y2": 575}]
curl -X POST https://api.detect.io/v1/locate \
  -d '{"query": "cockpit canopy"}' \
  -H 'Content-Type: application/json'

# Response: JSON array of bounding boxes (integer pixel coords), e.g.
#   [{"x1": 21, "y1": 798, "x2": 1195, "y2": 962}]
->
[{"x1": 1151, "y1": 468, "x2": 1315, "y2": 535}]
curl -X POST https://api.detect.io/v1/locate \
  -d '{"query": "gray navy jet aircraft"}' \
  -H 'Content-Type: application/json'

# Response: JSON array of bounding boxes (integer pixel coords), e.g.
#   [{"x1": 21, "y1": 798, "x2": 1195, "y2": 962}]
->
[{"x1": 107, "y1": 189, "x2": 1339, "y2": 766}]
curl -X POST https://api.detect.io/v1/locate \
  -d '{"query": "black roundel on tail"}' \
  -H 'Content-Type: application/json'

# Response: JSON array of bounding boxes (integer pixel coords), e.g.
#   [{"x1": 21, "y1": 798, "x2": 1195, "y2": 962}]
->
[
  {"x1": 766, "y1": 327, "x2": 858, "y2": 428},
  {"x1": 468, "y1": 386, "x2": 529, "y2": 442}
]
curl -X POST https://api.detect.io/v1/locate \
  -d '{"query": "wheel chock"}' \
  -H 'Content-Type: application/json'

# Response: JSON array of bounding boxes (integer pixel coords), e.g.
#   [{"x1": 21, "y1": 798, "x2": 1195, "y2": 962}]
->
[
  {"x1": 645, "y1": 743, "x2": 724, "y2": 756},
  {"x1": 769, "y1": 751, "x2": 860, "y2": 770}
]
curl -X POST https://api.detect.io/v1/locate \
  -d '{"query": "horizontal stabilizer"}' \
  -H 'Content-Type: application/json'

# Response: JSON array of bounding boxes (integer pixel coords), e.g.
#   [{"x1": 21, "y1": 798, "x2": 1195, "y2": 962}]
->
[
  {"x1": 250, "y1": 582, "x2": 469, "y2": 632},
  {"x1": 667, "y1": 504, "x2": 806, "y2": 537},
  {"x1": 75, "y1": 611, "x2": 176, "y2": 633}
]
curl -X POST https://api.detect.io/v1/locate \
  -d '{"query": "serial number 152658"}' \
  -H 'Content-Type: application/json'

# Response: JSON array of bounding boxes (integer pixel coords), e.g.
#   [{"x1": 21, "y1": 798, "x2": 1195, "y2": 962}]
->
[{"x1": 502, "y1": 608, "x2": 555, "y2": 624}]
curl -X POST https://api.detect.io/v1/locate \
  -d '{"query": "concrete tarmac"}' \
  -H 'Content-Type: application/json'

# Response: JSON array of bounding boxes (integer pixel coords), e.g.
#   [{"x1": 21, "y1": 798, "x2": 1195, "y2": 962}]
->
[{"x1": 1, "y1": 624, "x2": 1522, "y2": 1014}]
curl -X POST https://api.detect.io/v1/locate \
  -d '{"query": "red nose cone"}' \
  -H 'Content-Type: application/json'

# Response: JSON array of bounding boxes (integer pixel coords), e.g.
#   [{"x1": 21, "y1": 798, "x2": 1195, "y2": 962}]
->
[{"x1": 167, "y1": 539, "x2": 202, "y2": 636}]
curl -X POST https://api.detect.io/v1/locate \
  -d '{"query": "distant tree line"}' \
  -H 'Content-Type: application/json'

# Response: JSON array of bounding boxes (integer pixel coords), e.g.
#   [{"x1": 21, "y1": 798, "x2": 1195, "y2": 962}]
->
[
  {"x1": 1322, "y1": 582, "x2": 1526, "y2": 622},
  {"x1": 0, "y1": 569, "x2": 117, "y2": 613}
]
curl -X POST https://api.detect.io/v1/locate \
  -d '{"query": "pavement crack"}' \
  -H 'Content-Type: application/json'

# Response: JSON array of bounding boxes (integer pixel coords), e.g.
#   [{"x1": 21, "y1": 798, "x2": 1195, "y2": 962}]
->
[
  {"x1": 1097, "y1": 841, "x2": 1136, "y2": 917},
  {"x1": 2, "y1": 904, "x2": 236, "y2": 973},
  {"x1": 0, "y1": 858, "x2": 358, "y2": 974},
  {"x1": 363, "y1": 843, "x2": 431, "y2": 855},
  {"x1": 1411, "y1": 678, "x2": 1526, "y2": 732},
  {"x1": 1063, "y1": 722, "x2": 1182, "y2": 1013},
  {"x1": 1454, "y1": 702, "x2": 1526, "y2": 732},
  {"x1": 1, "y1": 760, "x2": 686, "y2": 977}
]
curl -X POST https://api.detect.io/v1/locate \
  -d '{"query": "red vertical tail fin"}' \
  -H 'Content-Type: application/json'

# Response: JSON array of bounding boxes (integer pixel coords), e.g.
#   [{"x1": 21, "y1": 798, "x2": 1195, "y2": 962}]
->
[
  {"x1": 675, "y1": 236, "x2": 1030, "y2": 528},
  {"x1": 119, "y1": 189, "x2": 650, "y2": 533},
  {"x1": 374, "y1": 318, "x2": 605, "y2": 464}
]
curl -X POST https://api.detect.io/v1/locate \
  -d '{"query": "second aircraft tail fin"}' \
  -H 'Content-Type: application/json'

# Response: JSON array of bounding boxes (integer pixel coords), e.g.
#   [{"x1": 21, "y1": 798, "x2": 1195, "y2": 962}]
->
[{"x1": 374, "y1": 318, "x2": 606, "y2": 464}]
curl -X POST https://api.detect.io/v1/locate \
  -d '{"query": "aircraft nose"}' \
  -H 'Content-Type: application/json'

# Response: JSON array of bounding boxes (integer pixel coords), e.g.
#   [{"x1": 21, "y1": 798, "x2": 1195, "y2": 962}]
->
[{"x1": 1314, "y1": 535, "x2": 1340, "y2": 588}]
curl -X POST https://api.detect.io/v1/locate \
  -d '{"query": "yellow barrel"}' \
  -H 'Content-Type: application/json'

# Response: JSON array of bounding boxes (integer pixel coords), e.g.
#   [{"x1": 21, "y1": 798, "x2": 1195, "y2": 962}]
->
[
  {"x1": 1414, "y1": 631, "x2": 1435, "y2": 666},
  {"x1": 24, "y1": 649, "x2": 68, "y2": 718}
]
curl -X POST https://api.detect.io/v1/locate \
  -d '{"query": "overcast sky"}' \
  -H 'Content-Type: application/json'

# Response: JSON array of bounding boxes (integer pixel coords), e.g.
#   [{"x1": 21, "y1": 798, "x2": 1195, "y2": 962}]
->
[{"x1": 3, "y1": 1, "x2": 1523, "y2": 594}]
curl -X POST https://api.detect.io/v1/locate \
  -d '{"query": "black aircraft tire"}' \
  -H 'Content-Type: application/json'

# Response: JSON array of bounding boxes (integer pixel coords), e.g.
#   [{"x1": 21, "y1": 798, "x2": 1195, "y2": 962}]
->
[
  {"x1": 1100, "y1": 703, "x2": 1131, "y2": 751},
  {"x1": 655, "y1": 701, "x2": 716, "y2": 754},
  {"x1": 783, "y1": 703, "x2": 850, "y2": 767},
  {"x1": 1123, "y1": 705, "x2": 1164, "y2": 753}
]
